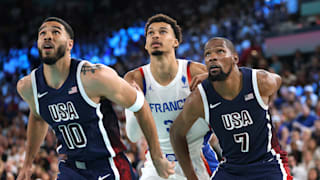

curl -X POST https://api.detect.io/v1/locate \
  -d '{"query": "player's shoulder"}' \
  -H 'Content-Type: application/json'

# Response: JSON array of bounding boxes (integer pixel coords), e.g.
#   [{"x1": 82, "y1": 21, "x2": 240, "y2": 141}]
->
[
  {"x1": 186, "y1": 60, "x2": 207, "y2": 78},
  {"x1": 124, "y1": 66, "x2": 144, "y2": 80},
  {"x1": 80, "y1": 61, "x2": 118, "y2": 80},
  {"x1": 17, "y1": 73, "x2": 33, "y2": 99},
  {"x1": 255, "y1": 68, "x2": 281, "y2": 83},
  {"x1": 123, "y1": 67, "x2": 145, "y2": 90},
  {"x1": 254, "y1": 68, "x2": 281, "y2": 95}
]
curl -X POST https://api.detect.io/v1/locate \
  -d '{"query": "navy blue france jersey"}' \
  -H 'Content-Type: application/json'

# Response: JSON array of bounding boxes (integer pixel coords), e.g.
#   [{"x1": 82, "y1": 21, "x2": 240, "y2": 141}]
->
[
  {"x1": 198, "y1": 67, "x2": 288, "y2": 165},
  {"x1": 31, "y1": 59, "x2": 126, "y2": 161}
]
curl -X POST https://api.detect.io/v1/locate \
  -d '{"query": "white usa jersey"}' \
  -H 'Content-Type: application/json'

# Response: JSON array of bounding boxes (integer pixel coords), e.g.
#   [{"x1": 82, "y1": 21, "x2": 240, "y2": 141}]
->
[{"x1": 140, "y1": 59, "x2": 210, "y2": 155}]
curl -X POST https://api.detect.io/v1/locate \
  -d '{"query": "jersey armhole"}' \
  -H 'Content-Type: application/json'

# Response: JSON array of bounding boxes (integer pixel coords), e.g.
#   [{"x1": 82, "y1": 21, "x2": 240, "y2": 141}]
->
[
  {"x1": 252, "y1": 69, "x2": 268, "y2": 110},
  {"x1": 187, "y1": 61, "x2": 192, "y2": 84},
  {"x1": 197, "y1": 84, "x2": 210, "y2": 124},
  {"x1": 139, "y1": 67, "x2": 146, "y2": 95},
  {"x1": 31, "y1": 69, "x2": 40, "y2": 115},
  {"x1": 76, "y1": 61, "x2": 98, "y2": 108}
]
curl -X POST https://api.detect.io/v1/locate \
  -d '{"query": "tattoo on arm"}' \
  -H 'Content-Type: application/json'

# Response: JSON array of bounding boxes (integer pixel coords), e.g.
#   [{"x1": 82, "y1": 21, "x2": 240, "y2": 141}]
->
[{"x1": 81, "y1": 64, "x2": 101, "y2": 75}]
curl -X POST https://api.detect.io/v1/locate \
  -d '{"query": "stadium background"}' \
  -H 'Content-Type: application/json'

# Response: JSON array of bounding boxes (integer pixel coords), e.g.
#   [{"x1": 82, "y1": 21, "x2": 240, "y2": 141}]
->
[{"x1": 1, "y1": 0, "x2": 320, "y2": 179}]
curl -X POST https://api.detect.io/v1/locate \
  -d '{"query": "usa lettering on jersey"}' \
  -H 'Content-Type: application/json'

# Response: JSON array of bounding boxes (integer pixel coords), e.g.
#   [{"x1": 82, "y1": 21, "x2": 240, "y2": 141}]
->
[
  {"x1": 48, "y1": 101, "x2": 79, "y2": 122},
  {"x1": 221, "y1": 110, "x2": 253, "y2": 130}
]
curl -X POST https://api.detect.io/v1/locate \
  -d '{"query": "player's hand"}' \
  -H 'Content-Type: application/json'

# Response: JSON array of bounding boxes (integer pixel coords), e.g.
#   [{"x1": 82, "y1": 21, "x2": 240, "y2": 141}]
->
[
  {"x1": 17, "y1": 165, "x2": 32, "y2": 180},
  {"x1": 130, "y1": 81, "x2": 143, "y2": 92},
  {"x1": 190, "y1": 73, "x2": 208, "y2": 91},
  {"x1": 153, "y1": 156, "x2": 175, "y2": 179}
]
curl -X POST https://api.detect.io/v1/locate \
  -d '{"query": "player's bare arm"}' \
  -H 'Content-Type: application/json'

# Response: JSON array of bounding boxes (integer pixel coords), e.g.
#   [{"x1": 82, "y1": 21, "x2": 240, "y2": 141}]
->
[
  {"x1": 16, "y1": 75, "x2": 49, "y2": 180},
  {"x1": 170, "y1": 88, "x2": 205, "y2": 180},
  {"x1": 123, "y1": 69, "x2": 145, "y2": 142},
  {"x1": 256, "y1": 69, "x2": 282, "y2": 104},
  {"x1": 189, "y1": 62, "x2": 208, "y2": 91},
  {"x1": 124, "y1": 68, "x2": 144, "y2": 91},
  {"x1": 80, "y1": 62, "x2": 174, "y2": 178}
]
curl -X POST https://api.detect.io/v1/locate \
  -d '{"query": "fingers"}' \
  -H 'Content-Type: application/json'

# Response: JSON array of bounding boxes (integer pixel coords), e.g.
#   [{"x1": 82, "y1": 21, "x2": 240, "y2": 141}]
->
[
  {"x1": 167, "y1": 161, "x2": 175, "y2": 175},
  {"x1": 155, "y1": 158, "x2": 176, "y2": 179},
  {"x1": 190, "y1": 78, "x2": 196, "y2": 91},
  {"x1": 190, "y1": 78, "x2": 200, "y2": 91},
  {"x1": 131, "y1": 81, "x2": 143, "y2": 92}
]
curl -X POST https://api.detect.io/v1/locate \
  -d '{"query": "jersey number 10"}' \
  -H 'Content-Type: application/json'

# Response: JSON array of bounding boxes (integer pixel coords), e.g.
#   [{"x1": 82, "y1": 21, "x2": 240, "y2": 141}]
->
[{"x1": 58, "y1": 123, "x2": 87, "y2": 149}]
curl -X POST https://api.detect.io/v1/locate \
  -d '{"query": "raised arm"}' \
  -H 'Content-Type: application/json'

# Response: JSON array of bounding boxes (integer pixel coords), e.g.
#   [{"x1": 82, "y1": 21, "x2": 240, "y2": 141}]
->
[
  {"x1": 170, "y1": 87, "x2": 205, "y2": 180},
  {"x1": 16, "y1": 75, "x2": 49, "y2": 180},
  {"x1": 82, "y1": 63, "x2": 174, "y2": 178}
]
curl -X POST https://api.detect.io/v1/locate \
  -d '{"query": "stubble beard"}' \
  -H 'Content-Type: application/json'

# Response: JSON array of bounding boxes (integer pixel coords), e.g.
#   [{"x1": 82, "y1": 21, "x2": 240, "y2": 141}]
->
[
  {"x1": 208, "y1": 64, "x2": 233, "y2": 82},
  {"x1": 151, "y1": 50, "x2": 164, "y2": 56},
  {"x1": 38, "y1": 44, "x2": 66, "y2": 65}
]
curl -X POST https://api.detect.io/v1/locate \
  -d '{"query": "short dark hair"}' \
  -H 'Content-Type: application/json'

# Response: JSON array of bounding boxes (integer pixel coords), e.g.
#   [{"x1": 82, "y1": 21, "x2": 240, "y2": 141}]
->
[
  {"x1": 40, "y1": 17, "x2": 74, "y2": 40},
  {"x1": 207, "y1": 37, "x2": 236, "y2": 54},
  {"x1": 145, "y1": 13, "x2": 182, "y2": 44}
]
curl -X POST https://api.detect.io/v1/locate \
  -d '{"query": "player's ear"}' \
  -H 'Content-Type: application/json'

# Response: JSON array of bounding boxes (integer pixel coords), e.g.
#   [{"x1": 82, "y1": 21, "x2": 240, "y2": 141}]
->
[
  {"x1": 173, "y1": 38, "x2": 179, "y2": 48},
  {"x1": 233, "y1": 54, "x2": 239, "y2": 64},
  {"x1": 67, "y1": 39, "x2": 74, "y2": 51}
]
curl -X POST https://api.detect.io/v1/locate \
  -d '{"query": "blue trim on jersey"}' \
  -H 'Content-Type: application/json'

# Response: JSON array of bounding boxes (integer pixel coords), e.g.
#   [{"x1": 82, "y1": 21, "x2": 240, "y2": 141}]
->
[{"x1": 142, "y1": 77, "x2": 146, "y2": 95}]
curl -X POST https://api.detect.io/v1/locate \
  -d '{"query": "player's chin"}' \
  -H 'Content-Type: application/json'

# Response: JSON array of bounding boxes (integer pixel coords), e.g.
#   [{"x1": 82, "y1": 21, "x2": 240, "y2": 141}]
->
[{"x1": 151, "y1": 50, "x2": 164, "y2": 56}]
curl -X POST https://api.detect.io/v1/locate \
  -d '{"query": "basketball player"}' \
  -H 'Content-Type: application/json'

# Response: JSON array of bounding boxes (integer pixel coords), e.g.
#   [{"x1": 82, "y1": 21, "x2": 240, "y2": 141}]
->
[
  {"x1": 16, "y1": 17, "x2": 174, "y2": 180},
  {"x1": 170, "y1": 37, "x2": 293, "y2": 180},
  {"x1": 124, "y1": 14, "x2": 219, "y2": 180}
]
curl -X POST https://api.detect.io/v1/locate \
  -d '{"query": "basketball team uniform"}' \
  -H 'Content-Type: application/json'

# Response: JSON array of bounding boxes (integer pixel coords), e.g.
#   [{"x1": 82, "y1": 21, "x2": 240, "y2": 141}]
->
[
  {"x1": 31, "y1": 59, "x2": 135, "y2": 180},
  {"x1": 198, "y1": 67, "x2": 292, "y2": 180},
  {"x1": 139, "y1": 59, "x2": 219, "y2": 180}
]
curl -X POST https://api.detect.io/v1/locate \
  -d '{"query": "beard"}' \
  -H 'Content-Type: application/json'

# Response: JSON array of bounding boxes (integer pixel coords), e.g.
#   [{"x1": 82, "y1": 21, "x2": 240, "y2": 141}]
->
[
  {"x1": 38, "y1": 44, "x2": 66, "y2": 65},
  {"x1": 208, "y1": 64, "x2": 232, "y2": 81},
  {"x1": 151, "y1": 50, "x2": 164, "y2": 56}
]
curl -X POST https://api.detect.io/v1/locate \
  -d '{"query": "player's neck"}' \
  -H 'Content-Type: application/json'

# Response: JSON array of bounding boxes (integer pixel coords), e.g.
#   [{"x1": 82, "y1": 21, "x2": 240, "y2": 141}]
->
[
  {"x1": 150, "y1": 53, "x2": 178, "y2": 86},
  {"x1": 43, "y1": 56, "x2": 71, "y2": 89},
  {"x1": 212, "y1": 68, "x2": 242, "y2": 101}
]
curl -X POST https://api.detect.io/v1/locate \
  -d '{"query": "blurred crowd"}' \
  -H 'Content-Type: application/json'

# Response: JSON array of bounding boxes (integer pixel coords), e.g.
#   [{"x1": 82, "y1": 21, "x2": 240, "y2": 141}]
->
[{"x1": 1, "y1": 0, "x2": 320, "y2": 179}]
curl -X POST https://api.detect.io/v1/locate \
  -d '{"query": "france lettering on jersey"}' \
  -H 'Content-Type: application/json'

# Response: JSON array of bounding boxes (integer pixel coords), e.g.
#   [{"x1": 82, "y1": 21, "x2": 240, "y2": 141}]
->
[
  {"x1": 198, "y1": 67, "x2": 291, "y2": 176},
  {"x1": 139, "y1": 59, "x2": 218, "y2": 179},
  {"x1": 31, "y1": 59, "x2": 126, "y2": 161},
  {"x1": 140, "y1": 59, "x2": 210, "y2": 155}
]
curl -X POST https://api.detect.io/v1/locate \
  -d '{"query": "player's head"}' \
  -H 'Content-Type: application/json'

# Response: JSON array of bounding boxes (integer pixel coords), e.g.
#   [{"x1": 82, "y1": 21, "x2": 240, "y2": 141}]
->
[
  {"x1": 144, "y1": 14, "x2": 182, "y2": 56},
  {"x1": 204, "y1": 37, "x2": 238, "y2": 81},
  {"x1": 37, "y1": 17, "x2": 74, "y2": 65}
]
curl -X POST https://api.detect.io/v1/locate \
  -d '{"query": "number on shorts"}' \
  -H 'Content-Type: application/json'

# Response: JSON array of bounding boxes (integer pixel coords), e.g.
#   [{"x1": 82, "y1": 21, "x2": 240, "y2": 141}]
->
[
  {"x1": 58, "y1": 123, "x2": 87, "y2": 149},
  {"x1": 233, "y1": 132, "x2": 249, "y2": 152}
]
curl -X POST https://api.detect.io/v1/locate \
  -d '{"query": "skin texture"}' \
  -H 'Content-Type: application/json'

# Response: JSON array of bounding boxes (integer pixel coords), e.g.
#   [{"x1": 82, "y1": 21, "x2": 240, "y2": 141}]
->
[
  {"x1": 124, "y1": 20, "x2": 209, "y2": 178},
  {"x1": 170, "y1": 38, "x2": 282, "y2": 180},
  {"x1": 16, "y1": 20, "x2": 174, "y2": 180}
]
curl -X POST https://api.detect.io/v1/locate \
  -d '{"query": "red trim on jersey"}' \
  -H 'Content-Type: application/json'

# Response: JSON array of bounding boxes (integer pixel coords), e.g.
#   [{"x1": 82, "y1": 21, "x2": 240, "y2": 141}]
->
[
  {"x1": 201, "y1": 153, "x2": 212, "y2": 176},
  {"x1": 271, "y1": 126, "x2": 293, "y2": 180},
  {"x1": 139, "y1": 67, "x2": 144, "y2": 77},
  {"x1": 139, "y1": 67, "x2": 146, "y2": 95},
  {"x1": 113, "y1": 153, "x2": 134, "y2": 180},
  {"x1": 187, "y1": 62, "x2": 192, "y2": 84}
]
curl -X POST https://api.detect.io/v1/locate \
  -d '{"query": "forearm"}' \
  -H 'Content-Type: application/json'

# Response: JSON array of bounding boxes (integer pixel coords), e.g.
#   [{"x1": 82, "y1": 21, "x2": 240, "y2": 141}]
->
[
  {"x1": 24, "y1": 116, "x2": 49, "y2": 166},
  {"x1": 125, "y1": 109, "x2": 143, "y2": 142},
  {"x1": 135, "y1": 101, "x2": 162, "y2": 159},
  {"x1": 170, "y1": 127, "x2": 197, "y2": 179}
]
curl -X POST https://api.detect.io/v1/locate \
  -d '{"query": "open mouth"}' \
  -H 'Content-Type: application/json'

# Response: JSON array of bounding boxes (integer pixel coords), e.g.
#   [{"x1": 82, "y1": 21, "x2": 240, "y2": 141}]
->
[
  {"x1": 151, "y1": 42, "x2": 162, "y2": 47},
  {"x1": 209, "y1": 65, "x2": 220, "y2": 73},
  {"x1": 43, "y1": 43, "x2": 54, "y2": 50}
]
